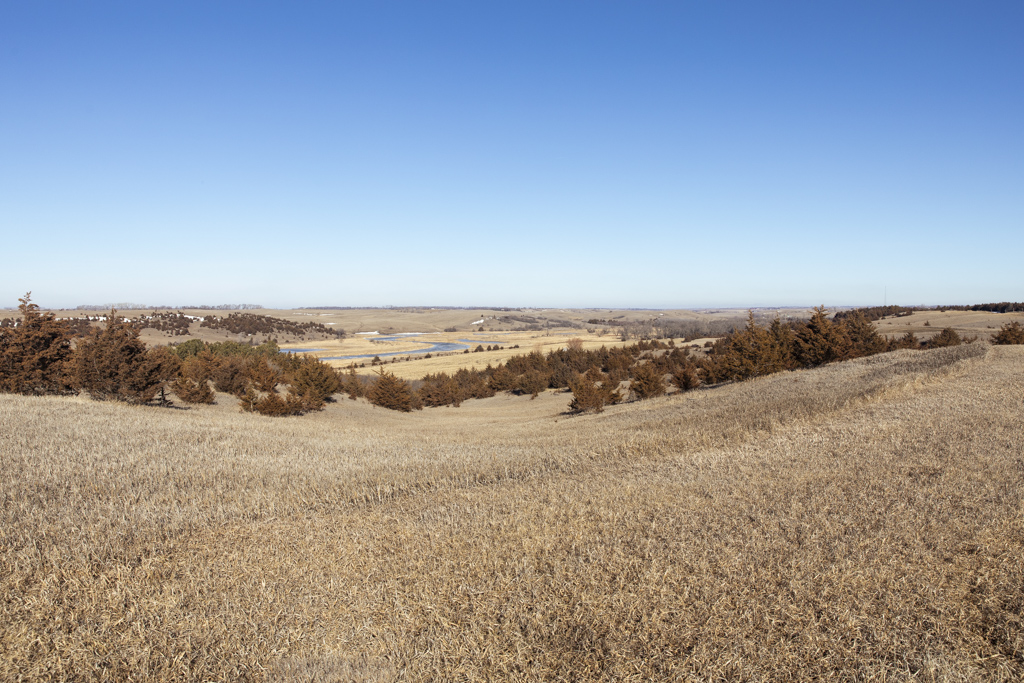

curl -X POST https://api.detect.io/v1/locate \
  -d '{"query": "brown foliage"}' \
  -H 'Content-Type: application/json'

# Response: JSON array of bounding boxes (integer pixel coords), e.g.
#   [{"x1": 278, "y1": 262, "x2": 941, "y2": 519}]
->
[
  {"x1": 71, "y1": 312, "x2": 180, "y2": 403},
  {"x1": 794, "y1": 306, "x2": 851, "y2": 367},
  {"x1": 170, "y1": 376, "x2": 214, "y2": 404},
  {"x1": 568, "y1": 368, "x2": 622, "y2": 414},
  {"x1": 290, "y1": 356, "x2": 341, "y2": 411},
  {"x1": 927, "y1": 327, "x2": 963, "y2": 349},
  {"x1": 0, "y1": 293, "x2": 75, "y2": 395},
  {"x1": 368, "y1": 368, "x2": 417, "y2": 412},
  {"x1": 516, "y1": 369, "x2": 549, "y2": 399},
  {"x1": 342, "y1": 366, "x2": 364, "y2": 399},
  {"x1": 249, "y1": 391, "x2": 306, "y2": 417},
  {"x1": 991, "y1": 320, "x2": 1024, "y2": 345},
  {"x1": 629, "y1": 361, "x2": 666, "y2": 400},
  {"x1": 210, "y1": 356, "x2": 251, "y2": 397}
]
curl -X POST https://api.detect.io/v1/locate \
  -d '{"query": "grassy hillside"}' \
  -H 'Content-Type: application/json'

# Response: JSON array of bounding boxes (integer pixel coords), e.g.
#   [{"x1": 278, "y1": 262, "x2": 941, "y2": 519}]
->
[{"x1": 2, "y1": 343, "x2": 1021, "y2": 681}]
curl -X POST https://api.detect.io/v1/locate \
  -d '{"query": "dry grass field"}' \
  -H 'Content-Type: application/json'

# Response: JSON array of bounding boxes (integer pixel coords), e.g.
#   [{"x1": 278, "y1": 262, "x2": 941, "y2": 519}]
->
[
  {"x1": 283, "y1": 330, "x2": 630, "y2": 380},
  {"x1": 2, "y1": 343, "x2": 1022, "y2": 681},
  {"x1": 36, "y1": 306, "x2": 781, "y2": 347},
  {"x1": 875, "y1": 310, "x2": 1024, "y2": 342}
]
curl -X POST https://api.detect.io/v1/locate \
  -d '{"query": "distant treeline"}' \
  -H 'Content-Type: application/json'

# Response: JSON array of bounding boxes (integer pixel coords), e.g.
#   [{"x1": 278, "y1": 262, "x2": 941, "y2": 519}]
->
[
  {"x1": 833, "y1": 305, "x2": 920, "y2": 322},
  {"x1": 75, "y1": 303, "x2": 264, "y2": 311},
  {"x1": 1, "y1": 310, "x2": 346, "y2": 340},
  {"x1": 199, "y1": 312, "x2": 345, "y2": 339},
  {"x1": 936, "y1": 302, "x2": 1024, "y2": 313},
  {"x1": 834, "y1": 302, "x2": 1024, "y2": 320}
]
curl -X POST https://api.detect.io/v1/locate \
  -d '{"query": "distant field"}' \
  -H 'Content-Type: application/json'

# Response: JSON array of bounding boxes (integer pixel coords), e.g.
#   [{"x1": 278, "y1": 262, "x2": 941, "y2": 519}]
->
[
  {"x1": 3, "y1": 343, "x2": 1021, "y2": 680},
  {"x1": 280, "y1": 330, "x2": 631, "y2": 379},
  {"x1": 874, "y1": 309, "x2": 1024, "y2": 341}
]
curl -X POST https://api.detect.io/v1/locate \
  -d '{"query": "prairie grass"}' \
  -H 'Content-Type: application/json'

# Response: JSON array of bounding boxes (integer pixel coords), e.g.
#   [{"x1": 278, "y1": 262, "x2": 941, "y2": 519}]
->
[{"x1": 2, "y1": 343, "x2": 1021, "y2": 681}]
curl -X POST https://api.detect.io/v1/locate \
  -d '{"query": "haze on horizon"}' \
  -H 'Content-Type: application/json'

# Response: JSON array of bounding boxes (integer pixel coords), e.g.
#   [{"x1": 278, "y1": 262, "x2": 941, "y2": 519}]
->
[{"x1": 1, "y1": 2, "x2": 1021, "y2": 310}]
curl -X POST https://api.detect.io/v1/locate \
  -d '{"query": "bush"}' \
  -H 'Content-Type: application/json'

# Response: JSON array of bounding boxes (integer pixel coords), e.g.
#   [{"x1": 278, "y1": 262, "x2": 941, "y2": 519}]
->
[
  {"x1": 419, "y1": 372, "x2": 461, "y2": 407},
  {"x1": 211, "y1": 356, "x2": 251, "y2": 397},
  {"x1": 794, "y1": 307, "x2": 850, "y2": 368},
  {"x1": 516, "y1": 370, "x2": 548, "y2": 399},
  {"x1": 252, "y1": 391, "x2": 305, "y2": 416},
  {"x1": 889, "y1": 331, "x2": 920, "y2": 350},
  {"x1": 171, "y1": 376, "x2": 214, "y2": 404},
  {"x1": 672, "y1": 364, "x2": 701, "y2": 392},
  {"x1": 368, "y1": 368, "x2": 417, "y2": 412},
  {"x1": 0, "y1": 293, "x2": 75, "y2": 395},
  {"x1": 171, "y1": 338, "x2": 207, "y2": 359},
  {"x1": 342, "y1": 366, "x2": 364, "y2": 399},
  {"x1": 927, "y1": 328, "x2": 962, "y2": 348},
  {"x1": 629, "y1": 361, "x2": 666, "y2": 400},
  {"x1": 290, "y1": 356, "x2": 341, "y2": 410},
  {"x1": 568, "y1": 368, "x2": 621, "y2": 414},
  {"x1": 71, "y1": 313, "x2": 180, "y2": 403},
  {"x1": 840, "y1": 312, "x2": 887, "y2": 358},
  {"x1": 991, "y1": 321, "x2": 1024, "y2": 345}
]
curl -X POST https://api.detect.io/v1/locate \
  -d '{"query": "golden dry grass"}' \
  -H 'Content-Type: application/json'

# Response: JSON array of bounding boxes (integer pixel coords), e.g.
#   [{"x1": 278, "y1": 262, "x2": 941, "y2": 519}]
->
[
  {"x1": 293, "y1": 331, "x2": 628, "y2": 379},
  {"x1": 875, "y1": 310, "x2": 1024, "y2": 341},
  {"x1": 2, "y1": 343, "x2": 1022, "y2": 681}
]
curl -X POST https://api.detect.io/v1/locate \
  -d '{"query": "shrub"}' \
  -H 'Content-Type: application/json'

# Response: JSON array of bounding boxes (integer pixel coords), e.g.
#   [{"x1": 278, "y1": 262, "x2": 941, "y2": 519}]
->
[
  {"x1": 927, "y1": 328, "x2": 962, "y2": 348},
  {"x1": 253, "y1": 391, "x2": 305, "y2": 416},
  {"x1": 171, "y1": 338, "x2": 207, "y2": 359},
  {"x1": 629, "y1": 361, "x2": 666, "y2": 400},
  {"x1": 889, "y1": 331, "x2": 920, "y2": 350},
  {"x1": 419, "y1": 372, "x2": 461, "y2": 407},
  {"x1": 991, "y1": 321, "x2": 1024, "y2": 345},
  {"x1": 171, "y1": 376, "x2": 214, "y2": 404},
  {"x1": 794, "y1": 307, "x2": 850, "y2": 368},
  {"x1": 71, "y1": 313, "x2": 180, "y2": 403},
  {"x1": 840, "y1": 311, "x2": 887, "y2": 358},
  {"x1": 0, "y1": 293, "x2": 75, "y2": 395},
  {"x1": 515, "y1": 370, "x2": 548, "y2": 399},
  {"x1": 342, "y1": 366, "x2": 364, "y2": 399},
  {"x1": 290, "y1": 356, "x2": 341, "y2": 410},
  {"x1": 568, "y1": 368, "x2": 621, "y2": 414},
  {"x1": 246, "y1": 356, "x2": 282, "y2": 393},
  {"x1": 672, "y1": 364, "x2": 701, "y2": 391},
  {"x1": 171, "y1": 353, "x2": 215, "y2": 404},
  {"x1": 703, "y1": 312, "x2": 790, "y2": 382},
  {"x1": 211, "y1": 356, "x2": 251, "y2": 397},
  {"x1": 368, "y1": 368, "x2": 417, "y2": 412},
  {"x1": 488, "y1": 366, "x2": 517, "y2": 392}
]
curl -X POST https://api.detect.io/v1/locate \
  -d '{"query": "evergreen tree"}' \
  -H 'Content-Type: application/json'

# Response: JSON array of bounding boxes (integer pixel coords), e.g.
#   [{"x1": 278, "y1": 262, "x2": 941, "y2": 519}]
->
[
  {"x1": 889, "y1": 331, "x2": 920, "y2": 350},
  {"x1": 71, "y1": 312, "x2": 180, "y2": 403},
  {"x1": 343, "y1": 366, "x2": 364, "y2": 399},
  {"x1": 794, "y1": 306, "x2": 851, "y2": 367},
  {"x1": 991, "y1": 321, "x2": 1024, "y2": 345},
  {"x1": 171, "y1": 353, "x2": 215, "y2": 404},
  {"x1": 290, "y1": 356, "x2": 341, "y2": 410},
  {"x1": 926, "y1": 328, "x2": 962, "y2": 348},
  {"x1": 840, "y1": 311, "x2": 887, "y2": 358},
  {"x1": 368, "y1": 367, "x2": 416, "y2": 411},
  {"x1": 629, "y1": 361, "x2": 666, "y2": 400},
  {"x1": 0, "y1": 293, "x2": 75, "y2": 395},
  {"x1": 515, "y1": 369, "x2": 548, "y2": 399}
]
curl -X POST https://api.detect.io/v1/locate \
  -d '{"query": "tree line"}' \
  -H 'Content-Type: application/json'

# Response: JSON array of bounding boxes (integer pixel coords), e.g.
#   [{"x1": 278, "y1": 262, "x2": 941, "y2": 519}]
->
[{"x1": 3, "y1": 294, "x2": 1022, "y2": 418}]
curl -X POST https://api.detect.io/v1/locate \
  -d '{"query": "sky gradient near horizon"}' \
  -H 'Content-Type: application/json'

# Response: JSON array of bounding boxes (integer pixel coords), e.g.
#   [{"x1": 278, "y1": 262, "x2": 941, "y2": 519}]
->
[{"x1": 2, "y1": 1, "x2": 1022, "y2": 309}]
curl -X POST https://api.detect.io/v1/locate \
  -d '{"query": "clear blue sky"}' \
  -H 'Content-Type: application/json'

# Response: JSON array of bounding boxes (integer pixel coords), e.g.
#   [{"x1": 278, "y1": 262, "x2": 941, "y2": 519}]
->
[{"x1": 2, "y1": 1, "x2": 1021, "y2": 309}]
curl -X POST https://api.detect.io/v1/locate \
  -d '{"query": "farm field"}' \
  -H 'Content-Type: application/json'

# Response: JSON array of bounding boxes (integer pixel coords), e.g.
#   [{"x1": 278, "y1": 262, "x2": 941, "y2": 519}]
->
[{"x1": 2, "y1": 342, "x2": 1021, "y2": 681}]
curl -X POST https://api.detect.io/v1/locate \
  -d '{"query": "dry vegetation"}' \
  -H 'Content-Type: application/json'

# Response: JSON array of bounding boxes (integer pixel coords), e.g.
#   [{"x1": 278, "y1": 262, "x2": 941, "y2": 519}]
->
[
  {"x1": 874, "y1": 310, "x2": 1024, "y2": 342},
  {"x1": 2, "y1": 343, "x2": 1022, "y2": 681}
]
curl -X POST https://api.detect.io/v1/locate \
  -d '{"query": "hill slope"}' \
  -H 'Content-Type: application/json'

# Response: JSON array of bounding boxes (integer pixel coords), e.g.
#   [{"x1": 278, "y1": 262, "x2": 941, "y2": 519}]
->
[{"x1": 1, "y1": 344, "x2": 1021, "y2": 681}]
